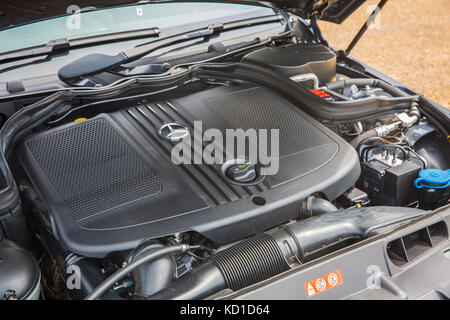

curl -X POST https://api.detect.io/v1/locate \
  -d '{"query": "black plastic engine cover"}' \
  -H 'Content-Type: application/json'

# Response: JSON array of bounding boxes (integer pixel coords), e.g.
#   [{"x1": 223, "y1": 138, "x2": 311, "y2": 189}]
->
[{"x1": 20, "y1": 85, "x2": 360, "y2": 257}]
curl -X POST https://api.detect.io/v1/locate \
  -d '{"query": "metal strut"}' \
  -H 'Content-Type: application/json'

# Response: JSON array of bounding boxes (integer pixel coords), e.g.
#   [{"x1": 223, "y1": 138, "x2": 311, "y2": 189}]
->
[{"x1": 345, "y1": 0, "x2": 388, "y2": 55}]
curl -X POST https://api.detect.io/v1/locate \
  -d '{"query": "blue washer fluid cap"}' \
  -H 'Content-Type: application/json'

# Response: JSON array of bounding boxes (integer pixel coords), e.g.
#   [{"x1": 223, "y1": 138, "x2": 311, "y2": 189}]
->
[{"x1": 414, "y1": 169, "x2": 450, "y2": 189}]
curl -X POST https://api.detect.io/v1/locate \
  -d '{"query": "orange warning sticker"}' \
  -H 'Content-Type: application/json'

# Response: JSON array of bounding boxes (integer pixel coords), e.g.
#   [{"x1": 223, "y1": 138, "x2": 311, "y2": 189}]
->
[{"x1": 304, "y1": 269, "x2": 343, "y2": 298}]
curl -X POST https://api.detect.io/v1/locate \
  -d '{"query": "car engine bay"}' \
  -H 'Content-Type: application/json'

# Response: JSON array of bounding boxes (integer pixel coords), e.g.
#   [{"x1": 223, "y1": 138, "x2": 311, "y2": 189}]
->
[{"x1": 0, "y1": 19, "x2": 449, "y2": 300}]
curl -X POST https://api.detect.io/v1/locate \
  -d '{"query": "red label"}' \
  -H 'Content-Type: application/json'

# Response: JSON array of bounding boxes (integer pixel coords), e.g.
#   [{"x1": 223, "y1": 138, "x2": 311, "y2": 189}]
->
[
  {"x1": 304, "y1": 269, "x2": 343, "y2": 297},
  {"x1": 310, "y1": 89, "x2": 331, "y2": 98}
]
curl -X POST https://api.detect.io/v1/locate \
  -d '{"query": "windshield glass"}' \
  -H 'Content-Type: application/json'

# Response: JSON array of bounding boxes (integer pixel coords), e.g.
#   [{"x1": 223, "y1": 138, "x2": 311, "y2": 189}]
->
[{"x1": 0, "y1": 2, "x2": 274, "y2": 54}]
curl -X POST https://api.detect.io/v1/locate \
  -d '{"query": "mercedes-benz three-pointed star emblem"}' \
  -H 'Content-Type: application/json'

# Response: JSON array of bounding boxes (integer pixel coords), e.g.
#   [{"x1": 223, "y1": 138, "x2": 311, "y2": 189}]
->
[{"x1": 157, "y1": 122, "x2": 190, "y2": 141}]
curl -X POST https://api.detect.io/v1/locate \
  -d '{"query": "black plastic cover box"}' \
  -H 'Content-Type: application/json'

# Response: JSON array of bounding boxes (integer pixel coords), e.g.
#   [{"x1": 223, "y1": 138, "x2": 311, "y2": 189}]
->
[{"x1": 241, "y1": 43, "x2": 336, "y2": 84}]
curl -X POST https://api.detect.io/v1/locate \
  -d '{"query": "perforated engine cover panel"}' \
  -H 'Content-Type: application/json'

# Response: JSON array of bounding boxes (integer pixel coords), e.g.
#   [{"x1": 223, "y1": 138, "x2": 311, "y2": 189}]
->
[
  {"x1": 202, "y1": 87, "x2": 332, "y2": 156},
  {"x1": 26, "y1": 119, "x2": 162, "y2": 222},
  {"x1": 20, "y1": 84, "x2": 360, "y2": 257}
]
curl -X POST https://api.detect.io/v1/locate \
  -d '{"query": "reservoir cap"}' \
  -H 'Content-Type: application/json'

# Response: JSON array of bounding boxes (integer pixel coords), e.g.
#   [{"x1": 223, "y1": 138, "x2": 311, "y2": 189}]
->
[{"x1": 414, "y1": 169, "x2": 450, "y2": 189}]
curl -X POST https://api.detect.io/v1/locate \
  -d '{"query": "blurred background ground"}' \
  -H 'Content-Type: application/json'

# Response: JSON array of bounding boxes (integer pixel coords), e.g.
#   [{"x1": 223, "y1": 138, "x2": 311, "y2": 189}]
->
[{"x1": 318, "y1": 0, "x2": 450, "y2": 108}]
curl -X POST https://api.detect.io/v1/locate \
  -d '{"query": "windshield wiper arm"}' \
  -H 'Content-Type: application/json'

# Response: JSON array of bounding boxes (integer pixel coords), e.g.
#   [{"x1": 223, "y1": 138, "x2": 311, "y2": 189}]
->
[
  {"x1": 57, "y1": 14, "x2": 284, "y2": 83},
  {"x1": 0, "y1": 27, "x2": 161, "y2": 65}
]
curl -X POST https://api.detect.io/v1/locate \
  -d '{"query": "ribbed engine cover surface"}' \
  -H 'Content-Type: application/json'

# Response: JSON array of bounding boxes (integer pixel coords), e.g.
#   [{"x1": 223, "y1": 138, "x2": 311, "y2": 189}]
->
[{"x1": 20, "y1": 84, "x2": 360, "y2": 257}]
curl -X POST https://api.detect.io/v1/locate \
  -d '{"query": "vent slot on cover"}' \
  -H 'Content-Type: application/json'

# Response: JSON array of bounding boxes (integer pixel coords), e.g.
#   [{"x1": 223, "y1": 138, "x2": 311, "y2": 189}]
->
[{"x1": 387, "y1": 221, "x2": 448, "y2": 267}]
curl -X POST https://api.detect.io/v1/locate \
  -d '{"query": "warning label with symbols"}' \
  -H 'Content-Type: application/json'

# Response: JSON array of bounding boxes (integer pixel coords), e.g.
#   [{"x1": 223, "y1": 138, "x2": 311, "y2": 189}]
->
[{"x1": 304, "y1": 269, "x2": 343, "y2": 297}]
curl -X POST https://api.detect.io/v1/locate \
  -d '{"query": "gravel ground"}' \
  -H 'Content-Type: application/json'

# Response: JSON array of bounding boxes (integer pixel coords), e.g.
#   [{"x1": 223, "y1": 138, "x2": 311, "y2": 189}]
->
[{"x1": 318, "y1": 0, "x2": 450, "y2": 109}]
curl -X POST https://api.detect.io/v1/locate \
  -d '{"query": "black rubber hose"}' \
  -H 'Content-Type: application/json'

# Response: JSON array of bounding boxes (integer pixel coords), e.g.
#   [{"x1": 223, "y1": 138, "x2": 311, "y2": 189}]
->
[
  {"x1": 147, "y1": 260, "x2": 227, "y2": 300},
  {"x1": 299, "y1": 196, "x2": 338, "y2": 219},
  {"x1": 145, "y1": 206, "x2": 426, "y2": 300},
  {"x1": 349, "y1": 128, "x2": 379, "y2": 149},
  {"x1": 211, "y1": 233, "x2": 289, "y2": 291},
  {"x1": 149, "y1": 233, "x2": 289, "y2": 300},
  {"x1": 131, "y1": 241, "x2": 177, "y2": 297},
  {"x1": 284, "y1": 206, "x2": 425, "y2": 262},
  {"x1": 65, "y1": 256, "x2": 108, "y2": 300},
  {"x1": 195, "y1": 63, "x2": 418, "y2": 123},
  {"x1": 85, "y1": 245, "x2": 189, "y2": 300}
]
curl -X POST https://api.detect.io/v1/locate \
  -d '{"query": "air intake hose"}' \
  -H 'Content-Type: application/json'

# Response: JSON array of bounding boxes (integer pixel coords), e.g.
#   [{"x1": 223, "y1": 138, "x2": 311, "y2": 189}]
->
[{"x1": 147, "y1": 206, "x2": 425, "y2": 300}]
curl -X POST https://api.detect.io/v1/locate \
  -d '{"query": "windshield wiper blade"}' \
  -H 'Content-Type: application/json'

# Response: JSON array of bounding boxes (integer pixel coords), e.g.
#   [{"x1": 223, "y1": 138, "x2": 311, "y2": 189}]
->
[
  {"x1": 0, "y1": 27, "x2": 161, "y2": 65},
  {"x1": 69, "y1": 27, "x2": 161, "y2": 47},
  {"x1": 0, "y1": 38, "x2": 70, "y2": 64},
  {"x1": 57, "y1": 14, "x2": 284, "y2": 83}
]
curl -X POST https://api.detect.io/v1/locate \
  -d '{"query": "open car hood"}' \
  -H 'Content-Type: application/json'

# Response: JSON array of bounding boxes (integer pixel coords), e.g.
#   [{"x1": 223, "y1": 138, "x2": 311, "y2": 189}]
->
[{"x1": 0, "y1": 0, "x2": 367, "y2": 30}]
